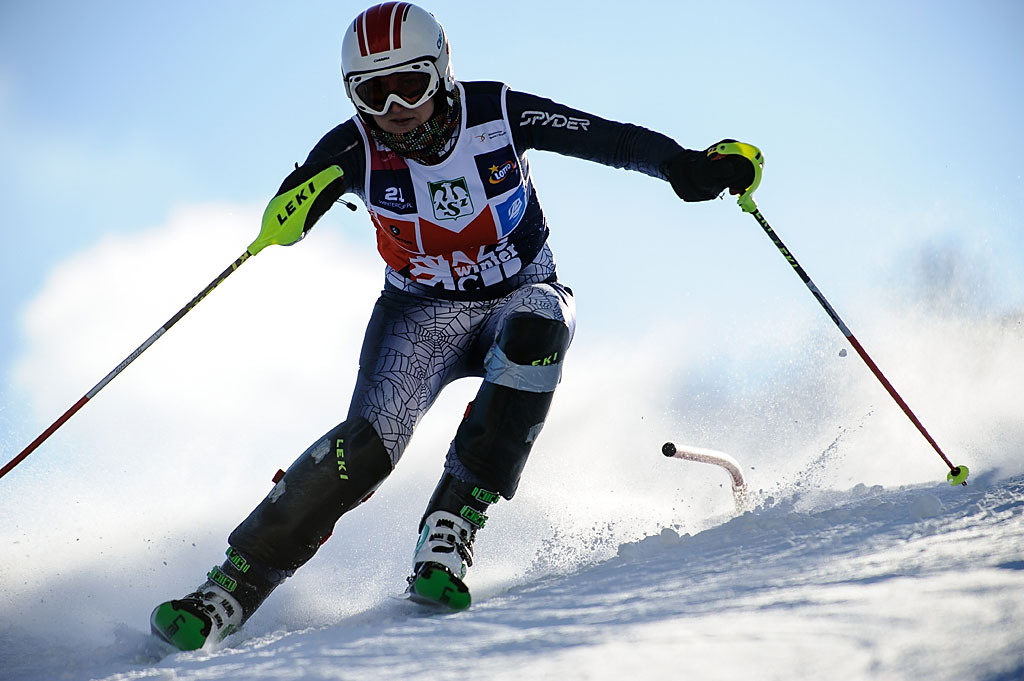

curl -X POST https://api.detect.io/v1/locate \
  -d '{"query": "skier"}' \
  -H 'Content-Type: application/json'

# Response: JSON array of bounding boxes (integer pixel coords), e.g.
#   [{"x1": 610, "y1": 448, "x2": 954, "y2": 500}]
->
[{"x1": 151, "y1": 1, "x2": 760, "y2": 650}]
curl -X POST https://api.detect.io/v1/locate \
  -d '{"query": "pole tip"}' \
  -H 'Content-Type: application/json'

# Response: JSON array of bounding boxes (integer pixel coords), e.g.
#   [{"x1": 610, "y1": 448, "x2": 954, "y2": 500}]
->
[
  {"x1": 662, "y1": 442, "x2": 677, "y2": 457},
  {"x1": 947, "y1": 465, "x2": 969, "y2": 486}
]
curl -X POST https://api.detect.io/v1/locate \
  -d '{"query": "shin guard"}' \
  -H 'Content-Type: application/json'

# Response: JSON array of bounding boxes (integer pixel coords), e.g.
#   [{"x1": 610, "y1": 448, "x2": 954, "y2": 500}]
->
[
  {"x1": 450, "y1": 313, "x2": 571, "y2": 499},
  {"x1": 228, "y1": 416, "x2": 392, "y2": 570},
  {"x1": 449, "y1": 382, "x2": 553, "y2": 499}
]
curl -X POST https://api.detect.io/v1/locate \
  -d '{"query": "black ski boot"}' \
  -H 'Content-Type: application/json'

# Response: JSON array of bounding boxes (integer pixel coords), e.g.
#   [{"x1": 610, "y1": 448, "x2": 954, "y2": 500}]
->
[{"x1": 407, "y1": 472, "x2": 499, "y2": 610}]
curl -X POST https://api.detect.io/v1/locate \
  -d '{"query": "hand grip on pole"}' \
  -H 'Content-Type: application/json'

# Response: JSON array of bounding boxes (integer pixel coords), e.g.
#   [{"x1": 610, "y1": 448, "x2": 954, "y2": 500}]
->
[
  {"x1": 708, "y1": 141, "x2": 764, "y2": 213},
  {"x1": 248, "y1": 165, "x2": 345, "y2": 255}
]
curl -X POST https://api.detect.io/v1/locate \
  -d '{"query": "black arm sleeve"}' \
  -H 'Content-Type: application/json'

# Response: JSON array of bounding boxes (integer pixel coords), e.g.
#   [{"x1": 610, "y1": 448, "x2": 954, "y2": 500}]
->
[
  {"x1": 506, "y1": 90, "x2": 687, "y2": 180},
  {"x1": 272, "y1": 119, "x2": 368, "y2": 232}
]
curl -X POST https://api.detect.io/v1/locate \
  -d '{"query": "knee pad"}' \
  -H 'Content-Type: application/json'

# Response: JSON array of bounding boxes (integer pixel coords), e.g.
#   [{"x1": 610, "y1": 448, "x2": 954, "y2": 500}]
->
[
  {"x1": 484, "y1": 314, "x2": 571, "y2": 393},
  {"x1": 229, "y1": 416, "x2": 392, "y2": 570}
]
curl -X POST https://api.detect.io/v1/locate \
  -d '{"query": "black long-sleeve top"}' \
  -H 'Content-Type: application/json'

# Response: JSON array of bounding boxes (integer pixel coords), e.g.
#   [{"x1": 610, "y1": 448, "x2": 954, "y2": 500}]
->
[{"x1": 275, "y1": 84, "x2": 687, "y2": 299}]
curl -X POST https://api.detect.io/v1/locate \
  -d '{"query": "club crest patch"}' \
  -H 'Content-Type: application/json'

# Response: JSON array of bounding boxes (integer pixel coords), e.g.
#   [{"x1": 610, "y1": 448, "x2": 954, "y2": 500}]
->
[{"x1": 429, "y1": 177, "x2": 474, "y2": 221}]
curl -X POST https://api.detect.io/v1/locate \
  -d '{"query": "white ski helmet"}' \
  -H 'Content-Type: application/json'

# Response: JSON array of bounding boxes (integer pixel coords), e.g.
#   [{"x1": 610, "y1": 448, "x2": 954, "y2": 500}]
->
[{"x1": 341, "y1": 2, "x2": 454, "y2": 116}]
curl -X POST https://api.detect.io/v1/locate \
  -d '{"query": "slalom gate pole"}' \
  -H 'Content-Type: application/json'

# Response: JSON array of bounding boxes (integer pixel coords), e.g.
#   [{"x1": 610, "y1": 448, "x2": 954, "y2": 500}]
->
[
  {"x1": 0, "y1": 164, "x2": 352, "y2": 482},
  {"x1": 0, "y1": 251, "x2": 252, "y2": 481},
  {"x1": 712, "y1": 142, "x2": 968, "y2": 486}
]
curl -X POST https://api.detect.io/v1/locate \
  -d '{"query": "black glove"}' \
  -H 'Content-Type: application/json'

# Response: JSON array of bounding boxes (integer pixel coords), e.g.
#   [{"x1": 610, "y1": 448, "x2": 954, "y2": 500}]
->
[{"x1": 663, "y1": 140, "x2": 756, "y2": 202}]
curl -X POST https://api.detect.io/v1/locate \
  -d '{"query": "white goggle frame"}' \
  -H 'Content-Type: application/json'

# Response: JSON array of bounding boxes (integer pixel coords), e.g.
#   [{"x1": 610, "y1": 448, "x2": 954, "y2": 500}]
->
[{"x1": 346, "y1": 60, "x2": 440, "y2": 116}]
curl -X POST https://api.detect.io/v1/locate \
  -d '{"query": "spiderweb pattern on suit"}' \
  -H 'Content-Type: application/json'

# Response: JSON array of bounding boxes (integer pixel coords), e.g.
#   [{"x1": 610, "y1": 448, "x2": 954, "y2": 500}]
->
[{"x1": 348, "y1": 282, "x2": 574, "y2": 465}]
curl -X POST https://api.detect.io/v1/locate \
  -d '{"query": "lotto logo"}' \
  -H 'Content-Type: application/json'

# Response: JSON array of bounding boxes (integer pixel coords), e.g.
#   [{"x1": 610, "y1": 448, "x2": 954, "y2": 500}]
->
[{"x1": 474, "y1": 145, "x2": 521, "y2": 200}]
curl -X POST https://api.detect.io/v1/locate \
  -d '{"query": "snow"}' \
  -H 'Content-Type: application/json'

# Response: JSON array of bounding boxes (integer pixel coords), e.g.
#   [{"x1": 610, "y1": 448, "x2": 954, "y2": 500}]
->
[
  {"x1": 3, "y1": 476, "x2": 1022, "y2": 681},
  {"x1": 2, "y1": 210, "x2": 1024, "y2": 681}
]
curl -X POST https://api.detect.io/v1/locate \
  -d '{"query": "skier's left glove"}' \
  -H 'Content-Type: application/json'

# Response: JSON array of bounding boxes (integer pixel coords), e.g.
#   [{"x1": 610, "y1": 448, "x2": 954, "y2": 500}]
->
[{"x1": 663, "y1": 140, "x2": 758, "y2": 202}]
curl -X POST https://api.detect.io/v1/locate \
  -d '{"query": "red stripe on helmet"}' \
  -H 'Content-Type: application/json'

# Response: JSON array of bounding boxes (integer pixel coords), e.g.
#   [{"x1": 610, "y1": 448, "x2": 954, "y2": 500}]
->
[
  {"x1": 355, "y1": 15, "x2": 368, "y2": 57},
  {"x1": 391, "y1": 2, "x2": 409, "y2": 50},
  {"x1": 360, "y1": 2, "x2": 407, "y2": 55}
]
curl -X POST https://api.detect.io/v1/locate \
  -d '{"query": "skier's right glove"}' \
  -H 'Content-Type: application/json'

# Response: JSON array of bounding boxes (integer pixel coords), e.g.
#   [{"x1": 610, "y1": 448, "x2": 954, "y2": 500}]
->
[
  {"x1": 248, "y1": 164, "x2": 345, "y2": 256},
  {"x1": 663, "y1": 140, "x2": 759, "y2": 203}
]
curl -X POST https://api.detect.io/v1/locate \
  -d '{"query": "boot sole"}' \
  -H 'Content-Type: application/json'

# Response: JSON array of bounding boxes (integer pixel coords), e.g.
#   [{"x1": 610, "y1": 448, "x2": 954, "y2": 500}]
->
[
  {"x1": 150, "y1": 600, "x2": 215, "y2": 651},
  {"x1": 408, "y1": 563, "x2": 471, "y2": 611}
]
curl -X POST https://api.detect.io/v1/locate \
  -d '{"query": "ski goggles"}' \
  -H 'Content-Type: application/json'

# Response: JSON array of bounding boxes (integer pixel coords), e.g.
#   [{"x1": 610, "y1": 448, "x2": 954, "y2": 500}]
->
[{"x1": 347, "y1": 61, "x2": 440, "y2": 116}]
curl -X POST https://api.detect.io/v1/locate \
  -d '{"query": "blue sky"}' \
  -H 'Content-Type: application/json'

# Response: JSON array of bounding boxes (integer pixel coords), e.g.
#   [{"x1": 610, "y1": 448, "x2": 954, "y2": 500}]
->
[{"x1": 1, "y1": 1, "x2": 1023, "y2": 479}]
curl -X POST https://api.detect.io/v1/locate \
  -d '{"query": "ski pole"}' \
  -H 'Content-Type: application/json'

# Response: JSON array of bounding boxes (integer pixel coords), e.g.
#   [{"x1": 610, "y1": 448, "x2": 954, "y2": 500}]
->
[
  {"x1": 712, "y1": 142, "x2": 968, "y2": 486},
  {"x1": 1, "y1": 165, "x2": 349, "y2": 481},
  {"x1": 0, "y1": 251, "x2": 251, "y2": 481}
]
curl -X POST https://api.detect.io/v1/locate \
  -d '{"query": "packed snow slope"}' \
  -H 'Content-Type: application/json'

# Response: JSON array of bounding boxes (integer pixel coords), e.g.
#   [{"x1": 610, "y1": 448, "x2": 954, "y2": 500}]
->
[
  {"x1": 6, "y1": 475, "x2": 1023, "y2": 681},
  {"x1": 1, "y1": 213, "x2": 1022, "y2": 680}
]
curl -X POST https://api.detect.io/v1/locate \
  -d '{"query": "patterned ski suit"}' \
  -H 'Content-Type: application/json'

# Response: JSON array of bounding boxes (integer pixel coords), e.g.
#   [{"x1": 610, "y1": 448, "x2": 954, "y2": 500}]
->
[
  {"x1": 225, "y1": 80, "x2": 690, "y2": 574},
  {"x1": 283, "y1": 81, "x2": 685, "y2": 482}
]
